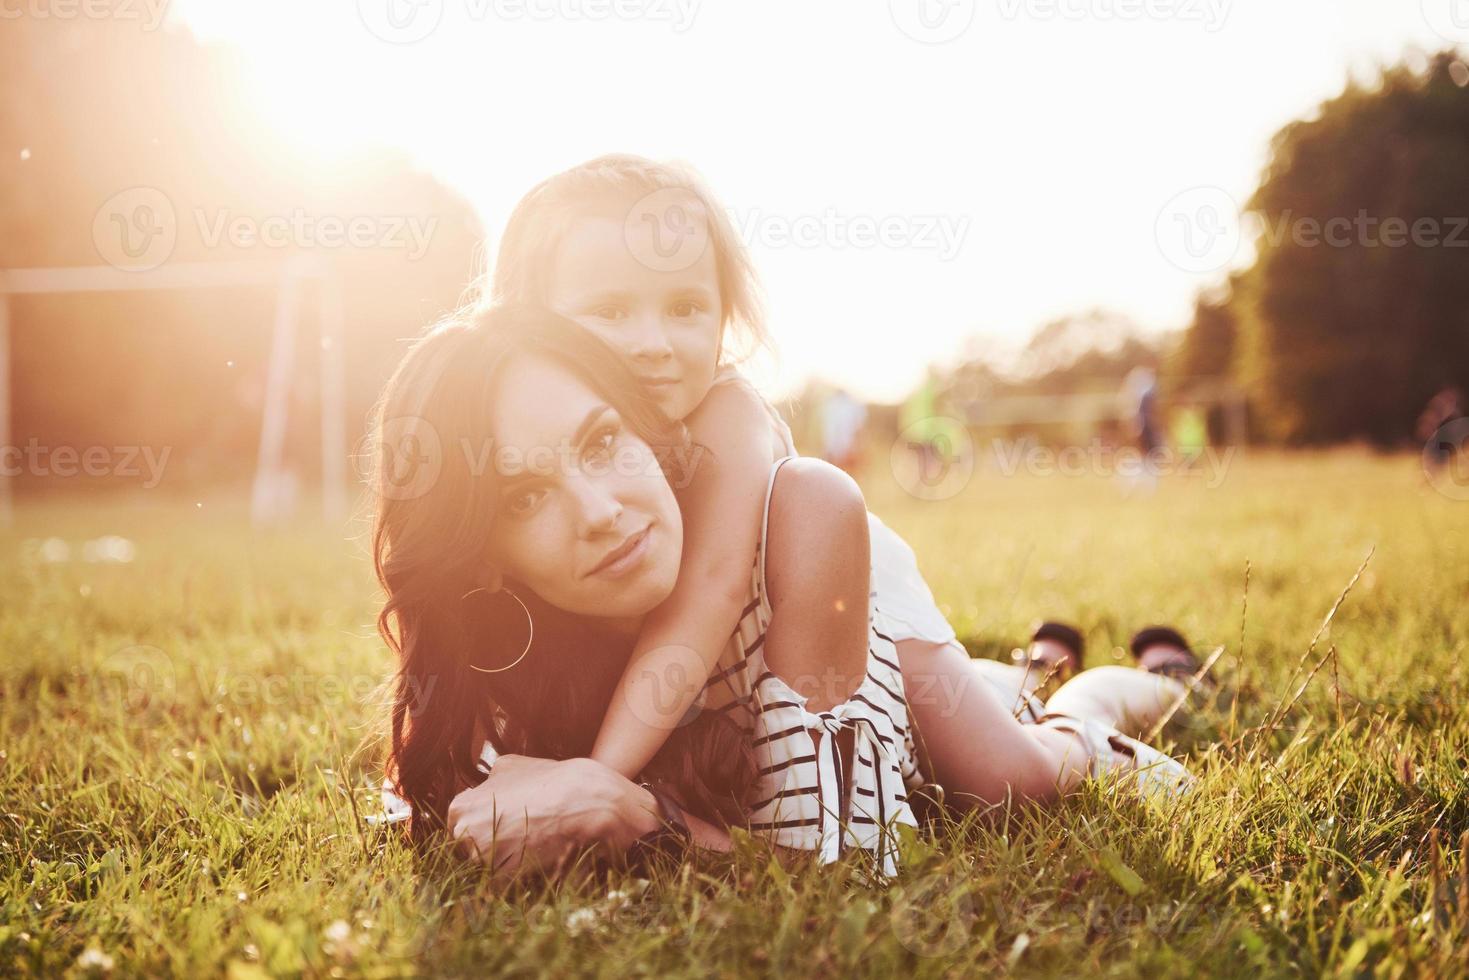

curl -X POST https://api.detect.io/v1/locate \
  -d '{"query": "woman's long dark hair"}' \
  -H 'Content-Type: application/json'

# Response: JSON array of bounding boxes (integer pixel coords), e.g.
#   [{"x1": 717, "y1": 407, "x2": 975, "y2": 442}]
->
[{"x1": 371, "y1": 304, "x2": 757, "y2": 839}]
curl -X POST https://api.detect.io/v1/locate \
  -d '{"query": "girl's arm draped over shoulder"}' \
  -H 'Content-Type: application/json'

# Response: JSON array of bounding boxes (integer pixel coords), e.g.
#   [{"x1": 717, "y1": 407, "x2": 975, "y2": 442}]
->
[{"x1": 590, "y1": 380, "x2": 778, "y2": 778}]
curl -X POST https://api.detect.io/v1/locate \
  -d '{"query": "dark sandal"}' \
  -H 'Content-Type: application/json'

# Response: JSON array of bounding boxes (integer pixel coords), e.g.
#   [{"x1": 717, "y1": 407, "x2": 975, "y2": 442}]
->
[
  {"x1": 1015, "y1": 621, "x2": 1085, "y2": 681},
  {"x1": 1130, "y1": 625, "x2": 1204, "y2": 681}
]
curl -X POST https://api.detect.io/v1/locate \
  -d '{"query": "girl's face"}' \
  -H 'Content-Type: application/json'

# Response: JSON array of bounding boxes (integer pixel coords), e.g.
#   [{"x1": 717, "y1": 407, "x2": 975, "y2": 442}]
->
[
  {"x1": 484, "y1": 352, "x2": 684, "y2": 625},
  {"x1": 546, "y1": 210, "x2": 723, "y2": 422}
]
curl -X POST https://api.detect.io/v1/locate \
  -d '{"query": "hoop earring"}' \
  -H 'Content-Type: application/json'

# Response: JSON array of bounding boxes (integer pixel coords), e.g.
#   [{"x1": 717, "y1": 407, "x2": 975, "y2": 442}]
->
[{"x1": 461, "y1": 587, "x2": 534, "y2": 674}]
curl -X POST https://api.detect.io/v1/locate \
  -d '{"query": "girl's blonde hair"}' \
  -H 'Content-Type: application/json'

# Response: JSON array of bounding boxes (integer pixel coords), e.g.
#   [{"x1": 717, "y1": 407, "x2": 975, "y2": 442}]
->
[{"x1": 488, "y1": 153, "x2": 769, "y2": 364}]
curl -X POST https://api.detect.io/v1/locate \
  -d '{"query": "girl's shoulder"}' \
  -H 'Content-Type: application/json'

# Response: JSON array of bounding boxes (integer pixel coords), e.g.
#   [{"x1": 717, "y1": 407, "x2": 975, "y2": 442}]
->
[
  {"x1": 709, "y1": 364, "x2": 750, "y2": 392},
  {"x1": 695, "y1": 366, "x2": 796, "y2": 457},
  {"x1": 687, "y1": 369, "x2": 766, "y2": 437}
]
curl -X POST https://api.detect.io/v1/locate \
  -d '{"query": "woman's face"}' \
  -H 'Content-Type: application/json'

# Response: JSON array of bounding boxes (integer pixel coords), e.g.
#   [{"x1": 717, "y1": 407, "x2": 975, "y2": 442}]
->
[
  {"x1": 484, "y1": 352, "x2": 684, "y2": 624},
  {"x1": 546, "y1": 209, "x2": 723, "y2": 422}
]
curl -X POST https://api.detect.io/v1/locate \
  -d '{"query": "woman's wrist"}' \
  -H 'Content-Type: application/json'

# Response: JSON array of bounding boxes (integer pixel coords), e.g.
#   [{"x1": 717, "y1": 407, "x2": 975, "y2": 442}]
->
[
  {"x1": 568, "y1": 758, "x2": 661, "y2": 842},
  {"x1": 624, "y1": 782, "x2": 664, "y2": 838},
  {"x1": 568, "y1": 760, "x2": 735, "y2": 856}
]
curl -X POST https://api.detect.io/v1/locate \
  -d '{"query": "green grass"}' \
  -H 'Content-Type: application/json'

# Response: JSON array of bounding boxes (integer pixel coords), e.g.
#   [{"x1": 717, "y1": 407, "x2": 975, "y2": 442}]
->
[{"x1": 3, "y1": 450, "x2": 1468, "y2": 977}]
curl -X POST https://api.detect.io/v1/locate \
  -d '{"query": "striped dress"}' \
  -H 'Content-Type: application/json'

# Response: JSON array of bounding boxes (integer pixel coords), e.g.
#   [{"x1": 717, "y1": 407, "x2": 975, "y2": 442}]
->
[{"x1": 698, "y1": 455, "x2": 926, "y2": 874}]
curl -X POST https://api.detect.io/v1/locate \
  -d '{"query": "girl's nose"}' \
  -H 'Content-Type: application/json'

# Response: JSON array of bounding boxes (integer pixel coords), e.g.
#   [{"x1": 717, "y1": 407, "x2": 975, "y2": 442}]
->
[{"x1": 625, "y1": 315, "x2": 674, "y2": 363}]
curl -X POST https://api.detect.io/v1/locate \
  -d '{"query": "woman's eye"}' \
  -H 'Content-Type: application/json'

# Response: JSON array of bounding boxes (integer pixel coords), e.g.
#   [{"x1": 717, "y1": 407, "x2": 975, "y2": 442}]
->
[
  {"x1": 585, "y1": 426, "x2": 618, "y2": 462},
  {"x1": 591, "y1": 305, "x2": 625, "y2": 321},
  {"x1": 669, "y1": 300, "x2": 700, "y2": 318},
  {"x1": 505, "y1": 487, "x2": 546, "y2": 517}
]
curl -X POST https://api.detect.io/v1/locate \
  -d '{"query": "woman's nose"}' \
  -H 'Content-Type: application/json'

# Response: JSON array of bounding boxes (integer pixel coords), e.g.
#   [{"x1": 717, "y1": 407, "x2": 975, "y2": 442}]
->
[{"x1": 571, "y1": 474, "x2": 624, "y2": 536}]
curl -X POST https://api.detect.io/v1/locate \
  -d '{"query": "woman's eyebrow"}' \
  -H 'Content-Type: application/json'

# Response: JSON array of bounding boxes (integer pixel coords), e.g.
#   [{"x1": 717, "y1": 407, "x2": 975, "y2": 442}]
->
[
  {"x1": 571, "y1": 404, "x2": 613, "y2": 449},
  {"x1": 496, "y1": 405, "x2": 612, "y2": 489}
]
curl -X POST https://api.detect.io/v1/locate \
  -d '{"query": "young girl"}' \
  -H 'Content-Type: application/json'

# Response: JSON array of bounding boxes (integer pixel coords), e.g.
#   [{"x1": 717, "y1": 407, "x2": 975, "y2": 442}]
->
[{"x1": 488, "y1": 154, "x2": 1192, "y2": 811}]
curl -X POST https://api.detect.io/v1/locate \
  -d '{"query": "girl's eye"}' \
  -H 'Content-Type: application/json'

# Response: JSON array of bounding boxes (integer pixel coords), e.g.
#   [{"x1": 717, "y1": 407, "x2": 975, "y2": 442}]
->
[
  {"x1": 591, "y1": 305, "x2": 625, "y2": 321},
  {"x1": 669, "y1": 300, "x2": 700, "y2": 318},
  {"x1": 504, "y1": 487, "x2": 546, "y2": 517}
]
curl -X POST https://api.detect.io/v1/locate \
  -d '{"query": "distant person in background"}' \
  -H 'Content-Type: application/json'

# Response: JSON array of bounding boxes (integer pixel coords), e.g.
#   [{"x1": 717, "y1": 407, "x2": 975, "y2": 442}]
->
[
  {"x1": 821, "y1": 387, "x2": 867, "y2": 475},
  {"x1": 1172, "y1": 404, "x2": 1208, "y2": 469},
  {"x1": 1122, "y1": 366, "x2": 1164, "y2": 493},
  {"x1": 1128, "y1": 366, "x2": 1163, "y2": 454},
  {"x1": 1417, "y1": 384, "x2": 1466, "y2": 470},
  {"x1": 900, "y1": 370, "x2": 947, "y2": 483}
]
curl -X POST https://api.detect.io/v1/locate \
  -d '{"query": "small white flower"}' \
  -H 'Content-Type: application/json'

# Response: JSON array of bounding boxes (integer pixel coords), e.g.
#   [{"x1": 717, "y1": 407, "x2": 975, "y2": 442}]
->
[
  {"x1": 324, "y1": 919, "x2": 351, "y2": 943},
  {"x1": 76, "y1": 947, "x2": 115, "y2": 972},
  {"x1": 564, "y1": 907, "x2": 600, "y2": 935}
]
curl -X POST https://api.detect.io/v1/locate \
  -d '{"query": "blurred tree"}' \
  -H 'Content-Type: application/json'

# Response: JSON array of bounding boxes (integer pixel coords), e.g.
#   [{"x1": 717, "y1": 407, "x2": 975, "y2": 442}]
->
[
  {"x1": 1204, "y1": 50, "x2": 1469, "y2": 444},
  {"x1": 1007, "y1": 309, "x2": 1163, "y2": 396},
  {"x1": 1173, "y1": 283, "x2": 1238, "y2": 381},
  {"x1": 0, "y1": 9, "x2": 482, "y2": 491}
]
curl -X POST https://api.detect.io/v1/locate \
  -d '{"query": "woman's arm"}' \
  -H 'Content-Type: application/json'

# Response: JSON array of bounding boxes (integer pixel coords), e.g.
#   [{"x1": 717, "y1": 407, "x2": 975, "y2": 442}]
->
[
  {"x1": 447, "y1": 755, "x2": 660, "y2": 873},
  {"x1": 446, "y1": 755, "x2": 730, "y2": 874},
  {"x1": 681, "y1": 812, "x2": 733, "y2": 852}
]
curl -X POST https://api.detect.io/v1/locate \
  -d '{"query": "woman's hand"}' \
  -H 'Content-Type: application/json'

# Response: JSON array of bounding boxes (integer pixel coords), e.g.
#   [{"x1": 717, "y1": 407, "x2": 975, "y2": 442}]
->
[{"x1": 446, "y1": 755, "x2": 661, "y2": 875}]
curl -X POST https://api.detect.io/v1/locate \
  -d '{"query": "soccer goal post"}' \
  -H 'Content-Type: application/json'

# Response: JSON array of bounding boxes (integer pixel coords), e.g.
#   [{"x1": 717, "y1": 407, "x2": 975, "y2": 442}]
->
[{"x1": 0, "y1": 259, "x2": 347, "y2": 527}]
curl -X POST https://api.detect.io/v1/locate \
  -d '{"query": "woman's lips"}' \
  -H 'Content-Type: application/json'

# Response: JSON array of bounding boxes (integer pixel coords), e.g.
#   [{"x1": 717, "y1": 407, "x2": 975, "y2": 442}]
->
[{"x1": 586, "y1": 524, "x2": 652, "y2": 578}]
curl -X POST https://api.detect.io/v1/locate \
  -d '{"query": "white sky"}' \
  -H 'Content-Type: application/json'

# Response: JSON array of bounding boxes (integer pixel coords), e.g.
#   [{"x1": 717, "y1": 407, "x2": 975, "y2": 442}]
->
[{"x1": 172, "y1": 0, "x2": 1463, "y2": 401}]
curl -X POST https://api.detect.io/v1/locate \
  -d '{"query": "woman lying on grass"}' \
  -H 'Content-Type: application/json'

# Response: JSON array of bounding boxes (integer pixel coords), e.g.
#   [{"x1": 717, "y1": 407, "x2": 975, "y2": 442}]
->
[{"x1": 371, "y1": 304, "x2": 1195, "y2": 875}]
